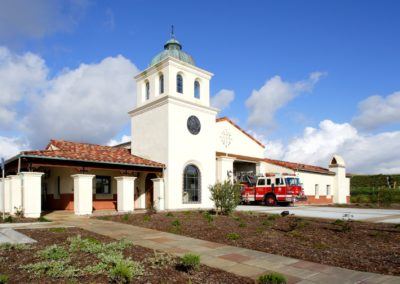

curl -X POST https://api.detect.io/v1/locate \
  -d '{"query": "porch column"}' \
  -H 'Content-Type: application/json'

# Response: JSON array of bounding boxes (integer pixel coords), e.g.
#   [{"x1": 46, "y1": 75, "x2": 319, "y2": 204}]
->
[
  {"x1": 71, "y1": 174, "x2": 95, "y2": 215},
  {"x1": 115, "y1": 176, "x2": 136, "y2": 213},
  {"x1": 1, "y1": 177, "x2": 11, "y2": 213},
  {"x1": 152, "y1": 178, "x2": 165, "y2": 211},
  {"x1": 9, "y1": 175, "x2": 22, "y2": 215},
  {"x1": 216, "y1": 156, "x2": 235, "y2": 183},
  {"x1": 20, "y1": 172, "x2": 44, "y2": 218}
]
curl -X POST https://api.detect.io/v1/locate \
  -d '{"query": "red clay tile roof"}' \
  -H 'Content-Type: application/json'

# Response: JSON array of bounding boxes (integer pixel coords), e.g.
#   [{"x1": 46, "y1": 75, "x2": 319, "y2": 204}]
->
[
  {"x1": 264, "y1": 158, "x2": 335, "y2": 175},
  {"x1": 22, "y1": 139, "x2": 164, "y2": 168},
  {"x1": 216, "y1": 117, "x2": 265, "y2": 148}
]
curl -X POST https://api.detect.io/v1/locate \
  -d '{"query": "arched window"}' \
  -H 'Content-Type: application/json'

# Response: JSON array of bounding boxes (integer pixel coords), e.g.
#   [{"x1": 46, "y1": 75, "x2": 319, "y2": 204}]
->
[
  {"x1": 145, "y1": 81, "x2": 150, "y2": 100},
  {"x1": 183, "y1": 164, "x2": 200, "y2": 203},
  {"x1": 177, "y1": 74, "x2": 183, "y2": 93},
  {"x1": 194, "y1": 80, "x2": 200, "y2": 99},
  {"x1": 159, "y1": 74, "x2": 164, "y2": 94}
]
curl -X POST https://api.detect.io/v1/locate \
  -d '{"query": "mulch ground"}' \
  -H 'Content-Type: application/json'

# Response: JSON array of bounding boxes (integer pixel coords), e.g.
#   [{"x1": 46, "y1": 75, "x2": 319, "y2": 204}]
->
[
  {"x1": 0, "y1": 227, "x2": 253, "y2": 284},
  {"x1": 103, "y1": 211, "x2": 400, "y2": 276},
  {"x1": 0, "y1": 216, "x2": 39, "y2": 223}
]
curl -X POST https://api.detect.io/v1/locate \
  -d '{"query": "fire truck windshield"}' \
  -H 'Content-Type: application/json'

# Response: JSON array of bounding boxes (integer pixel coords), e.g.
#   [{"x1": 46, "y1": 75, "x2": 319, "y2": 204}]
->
[{"x1": 285, "y1": 177, "x2": 300, "y2": 186}]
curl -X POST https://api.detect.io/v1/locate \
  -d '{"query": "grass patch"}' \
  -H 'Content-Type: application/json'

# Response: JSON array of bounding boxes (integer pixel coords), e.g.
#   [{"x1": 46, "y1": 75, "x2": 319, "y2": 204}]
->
[
  {"x1": 179, "y1": 253, "x2": 200, "y2": 271},
  {"x1": 258, "y1": 272, "x2": 287, "y2": 284},
  {"x1": 226, "y1": 233, "x2": 240, "y2": 240},
  {"x1": 109, "y1": 258, "x2": 144, "y2": 283}
]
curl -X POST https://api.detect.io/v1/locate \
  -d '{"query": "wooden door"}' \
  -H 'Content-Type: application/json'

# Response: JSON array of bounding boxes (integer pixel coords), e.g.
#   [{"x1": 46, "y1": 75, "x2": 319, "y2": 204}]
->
[{"x1": 145, "y1": 173, "x2": 157, "y2": 209}]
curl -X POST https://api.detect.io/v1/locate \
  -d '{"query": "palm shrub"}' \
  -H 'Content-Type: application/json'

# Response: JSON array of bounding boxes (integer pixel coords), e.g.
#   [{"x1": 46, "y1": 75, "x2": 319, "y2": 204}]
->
[
  {"x1": 209, "y1": 181, "x2": 241, "y2": 215},
  {"x1": 180, "y1": 253, "x2": 200, "y2": 271}
]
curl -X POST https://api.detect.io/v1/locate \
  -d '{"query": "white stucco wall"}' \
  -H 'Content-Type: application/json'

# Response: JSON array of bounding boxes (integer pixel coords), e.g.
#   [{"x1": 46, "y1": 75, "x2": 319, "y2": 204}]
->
[{"x1": 216, "y1": 120, "x2": 265, "y2": 159}]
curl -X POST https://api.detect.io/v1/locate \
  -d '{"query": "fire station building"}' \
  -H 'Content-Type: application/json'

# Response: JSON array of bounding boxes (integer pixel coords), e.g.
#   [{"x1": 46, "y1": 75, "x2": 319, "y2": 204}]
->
[{"x1": 0, "y1": 36, "x2": 350, "y2": 217}]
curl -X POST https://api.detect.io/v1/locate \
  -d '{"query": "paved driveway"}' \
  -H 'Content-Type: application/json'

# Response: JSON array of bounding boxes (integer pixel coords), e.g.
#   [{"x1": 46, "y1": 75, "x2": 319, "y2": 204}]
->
[{"x1": 236, "y1": 205, "x2": 400, "y2": 223}]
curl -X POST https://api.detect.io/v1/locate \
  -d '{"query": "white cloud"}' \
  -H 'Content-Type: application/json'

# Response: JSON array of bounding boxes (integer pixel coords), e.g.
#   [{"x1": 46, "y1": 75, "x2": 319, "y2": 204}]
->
[
  {"x1": 352, "y1": 91, "x2": 400, "y2": 130},
  {"x1": 246, "y1": 72, "x2": 325, "y2": 130},
  {"x1": 211, "y1": 89, "x2": 235, "y2": 111},
  {"x1": 265, "y1": 120, "x2": 400, "y2": 174},
  {"x1": 0, "y1": 0, "x2": 88, "y2": 40},
  {"x1": 107, "y1": 135, "x2": 131, "y2": 146},
  {"x1": 0, "y1": 136, "x2": 28, "y2": 159},
  {"x1": 0, "y1": 46, "x2": 139, "y2": 149},
  {"x1": 0, "y1": 47, "x2": 48, "y2": 127}
]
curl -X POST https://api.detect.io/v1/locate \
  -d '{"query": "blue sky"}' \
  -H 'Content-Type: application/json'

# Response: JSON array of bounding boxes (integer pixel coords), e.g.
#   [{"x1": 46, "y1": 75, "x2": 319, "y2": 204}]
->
[{"x1": 0, "y1": 0, "x2": 399, "y2": 173}]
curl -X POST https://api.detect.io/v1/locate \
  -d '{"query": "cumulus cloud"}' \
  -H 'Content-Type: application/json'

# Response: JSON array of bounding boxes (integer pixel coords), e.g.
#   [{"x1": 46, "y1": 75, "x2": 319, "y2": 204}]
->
[
  {"x1": 352, "y1": 91, "x2": 400, "y2": 130},
  {"x1": 0, "y1": 46, "x2": 139, "y2": 149},
  {"x1": 107, "y1": 135, "x2": 131, "y2": 146},
  {"x1": 0, "y1": 0, "x2": 88, "y2": 40},
  {"x1": 0, "y1": 47, "x2": 48, "y2": 127},
  {"x1": 265, "y1": 120, "x2": 400, "y2": 174},
  {"x1": 211, "y1": 89, "x2": 235, "y2": 111},
  {"x1": 246, "y1": 72, "x2": 325, "y2": 130},
  {"x1": 0, "y1": 136, "x2": 28, "y2": 159}
]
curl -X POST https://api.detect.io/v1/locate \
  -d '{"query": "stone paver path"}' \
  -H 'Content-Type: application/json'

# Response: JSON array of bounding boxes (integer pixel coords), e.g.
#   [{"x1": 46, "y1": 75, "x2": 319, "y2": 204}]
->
[
  {"x1": 25, "y1": 211, "x2": 398, "y2": 284},
  {"x1": 0, "y1": 228, "x2": 36, "y2": 244}
]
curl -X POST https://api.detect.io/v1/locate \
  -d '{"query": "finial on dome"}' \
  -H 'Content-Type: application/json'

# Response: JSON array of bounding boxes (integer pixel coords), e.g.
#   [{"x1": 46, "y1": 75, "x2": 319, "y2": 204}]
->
[{"x1": 171, "y1": 25, "x2": 175, "y2": 39}]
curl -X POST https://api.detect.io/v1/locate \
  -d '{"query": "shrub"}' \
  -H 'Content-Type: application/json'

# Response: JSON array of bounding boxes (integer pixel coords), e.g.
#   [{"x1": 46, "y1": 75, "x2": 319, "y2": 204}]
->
[
  {"x1": 180, "y1": 253, "x2": 200, "y2": 271},
  {"x1": 203, "y1": 211, "x2": 214, "y2": 223},
  {"x1": 109, "y1": 258, "x2": 144, "y2": 284},
  {"x1": 37, "y1": 244, "x2": 69, "y2": 260},
  {"x1": 37, "y1": 216, "x2": 50, "y2": 222},
  {"x1": 0, "y1": 243, "x2": 29, "y2": 251},
  {"x1": 226, "y1": 233, "x2": 240, "y2": 240},
  {"x1": 166, "y1": 212, "x2": 174, "y2": 217},
  {"x1": 258, "y1": 272, "x2": 287, "y2": 284},
  {"x1": 0, "y1": 274, "x2": 8, "y2": 284},
  {"x1": 209, "y1": 181, "x2": 241, "y2": 215},
  {"x1": 122, "y1": 214, "x2": 130, "y2": 221},
  {"x1": 83, "y1": 262, "x2": 108, "y2": 274},
  {"x1": 238, "y1": 222, "x2": 246, "y2": 228},
  {"x1": 172, "y1": 219, "x2": 181, "y2": 227},
  {"x1": 143, "y1": 215, "x2": 151, "y2": 222},
  {"x1": 3, "y1": 216, "x2": 13, "y2": 223},
  {"x1": 147, "y1": 251, "x2": 175, "y2": 268},
  {"x1": 21, "y1": 260, "x2": 80, "y2": 278}
]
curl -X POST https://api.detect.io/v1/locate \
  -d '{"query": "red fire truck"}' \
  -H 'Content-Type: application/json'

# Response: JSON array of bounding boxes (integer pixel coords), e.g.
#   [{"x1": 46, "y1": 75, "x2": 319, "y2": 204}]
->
[{"x1": 238, "y1": 173, "x2": 306, "y2": 206}]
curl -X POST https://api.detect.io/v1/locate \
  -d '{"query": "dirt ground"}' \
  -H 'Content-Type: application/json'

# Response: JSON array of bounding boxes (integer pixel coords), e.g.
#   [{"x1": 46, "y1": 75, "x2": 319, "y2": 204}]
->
[
  {"x1": 103, "y1": 211, "x2": 400, "y2": 276},
  {"x1": 0, "y1": 227, "x2": 252, "y2": 284}
]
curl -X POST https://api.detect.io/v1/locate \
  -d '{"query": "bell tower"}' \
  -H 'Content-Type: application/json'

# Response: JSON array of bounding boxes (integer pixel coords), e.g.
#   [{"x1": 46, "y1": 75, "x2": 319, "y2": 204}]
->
[{"x1": 129, "y1": 34, "x2": 218, "y2": 210}]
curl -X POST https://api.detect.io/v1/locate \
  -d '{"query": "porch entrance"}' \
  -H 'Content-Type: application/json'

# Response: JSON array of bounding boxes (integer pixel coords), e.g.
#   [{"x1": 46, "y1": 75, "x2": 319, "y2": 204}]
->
[{"x1": 145, "y1": 173, "x2": 157, "y2": 209}]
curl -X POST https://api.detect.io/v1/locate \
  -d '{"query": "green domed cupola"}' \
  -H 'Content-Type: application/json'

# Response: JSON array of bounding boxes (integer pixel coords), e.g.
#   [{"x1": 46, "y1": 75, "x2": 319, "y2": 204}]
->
[{"x1": 149, "y1": 28, "x2": 195, "y2": 67}]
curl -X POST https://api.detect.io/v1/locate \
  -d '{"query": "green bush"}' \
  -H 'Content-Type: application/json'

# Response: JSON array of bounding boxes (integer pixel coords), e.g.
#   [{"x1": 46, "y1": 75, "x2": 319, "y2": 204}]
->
[
  {"x1": 209, "y1": 181, "x2": 242, "y2": 215},
  {"x1": 109, "y1": 258, "x2": 144, "y2": 284},
  {"x1": 258, "y1": 272, "x2": 287, "y2": 284},
  {"x1": 3, "y1": 216, "x2": 13, "y2": 223},
  {"x1": 37, "y1": 244, "x2": 69, "y2": 260},
  {"x1": 166, "y1": 212, "x2": 174, "y2": 217},
  {"x1": 122, "y1": 214, "x2": 130, "y2": 221},
  {"x1": 83, "y1": 262, "x2": 108, "y2": 274},
  {"x1": 180, "y1": 253, "x2": 200, "y2": 271},
  {"x1": 0, "y1": 274, "x2": 8, "y2": 284},
  {"x1": 226, "y1": 233, "x2": 240, "y2": 240},
  {"x1": 238, "y1": 222, "x2": 246, "y2": 228},
  {"x1": 143, "y1": 215, "x2": 151, "y2": 222},
  {"x1": 203, "y1": 211, "x2": 214, "y2": 223}
]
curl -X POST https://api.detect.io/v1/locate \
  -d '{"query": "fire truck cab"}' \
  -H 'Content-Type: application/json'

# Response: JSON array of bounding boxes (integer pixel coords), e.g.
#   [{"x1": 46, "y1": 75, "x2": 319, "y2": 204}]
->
[{"x1": 239, "y1": 173, "x2": 305, "y2": 206}]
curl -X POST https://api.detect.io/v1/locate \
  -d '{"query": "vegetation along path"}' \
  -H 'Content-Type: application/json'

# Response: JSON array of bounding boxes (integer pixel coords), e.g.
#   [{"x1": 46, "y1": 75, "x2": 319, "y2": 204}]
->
[{"x1": 33, "y1": 211, "x2": 400, "y2": 284}]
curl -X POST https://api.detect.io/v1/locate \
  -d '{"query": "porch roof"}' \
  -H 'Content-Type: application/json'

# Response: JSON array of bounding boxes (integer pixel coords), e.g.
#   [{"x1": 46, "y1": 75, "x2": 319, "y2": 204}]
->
[
  {"x1": 264, "y1": 158, "x2": 335, "y2": 175},
  {"x1": 14, "y1": 139, "x2": 164, "y2": 169}
]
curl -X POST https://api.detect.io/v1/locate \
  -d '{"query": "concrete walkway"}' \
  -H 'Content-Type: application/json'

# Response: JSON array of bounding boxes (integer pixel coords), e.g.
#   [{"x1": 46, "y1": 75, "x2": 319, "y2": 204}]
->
[
  {"x1": 0, "y1": 228, "x2": 37, "y2": 244},
  {"x1": 16, "y1": 211, "x2": 395, "y2": 284},
  {"x1": 237, "y1": 205, "x2": 400, "y2": 224}
]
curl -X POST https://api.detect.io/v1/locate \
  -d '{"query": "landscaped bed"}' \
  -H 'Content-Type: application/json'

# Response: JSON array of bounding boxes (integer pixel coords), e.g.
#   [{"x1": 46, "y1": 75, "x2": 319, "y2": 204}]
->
[
  {"x1": 0, "y1": 215, "x2": 50, "y2": 224},
  {"x1": 0, "y1": 227, "x2": 252, "y2": 283},
  {"x1": 102, "y1": 211, "x2": 400, "y2": 276}
]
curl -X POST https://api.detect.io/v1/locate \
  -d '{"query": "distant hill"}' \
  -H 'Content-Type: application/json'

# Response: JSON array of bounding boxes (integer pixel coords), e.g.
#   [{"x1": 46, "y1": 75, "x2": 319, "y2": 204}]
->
[{"x1": 351, "y1": 174, "x2": 400, "y2": 188}]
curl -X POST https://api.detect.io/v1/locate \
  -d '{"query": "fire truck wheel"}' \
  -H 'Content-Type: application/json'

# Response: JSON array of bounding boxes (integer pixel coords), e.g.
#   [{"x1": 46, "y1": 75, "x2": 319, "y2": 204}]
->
[{"x1": 264, "y1": 195, "x2": 277, "y2": 206}]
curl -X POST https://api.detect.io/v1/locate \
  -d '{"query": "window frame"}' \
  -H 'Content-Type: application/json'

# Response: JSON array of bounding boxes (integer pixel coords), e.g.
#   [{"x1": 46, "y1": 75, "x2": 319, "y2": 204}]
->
[
  {"x1": 95, "y1": 176, "x2": 112, "y2": 195},
  {"x1": 145, "y1": 81, "x2": 150, "y2": 100},
  {"x1": 177, "y1": 74, "x2": 183, "y2": 93},
  {"x1": 315, "y1": 184, "x2": 320, "y2": 199},
  {"x1": 182, "y1": 164, "x2": 201, "y2": 204},
  {"x1": 194, "y1": 80, "x2": 200, "y2": 99},
  {"x1": 159, "y1": 74, "x2": 164, "y2": 94}
]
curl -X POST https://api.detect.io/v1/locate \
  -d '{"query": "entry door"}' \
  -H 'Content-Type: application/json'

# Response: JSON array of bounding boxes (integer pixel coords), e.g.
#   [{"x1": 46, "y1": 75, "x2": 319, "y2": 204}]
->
[{"x1": 145, "y1": 173, "x2": 157, "y2": 209}]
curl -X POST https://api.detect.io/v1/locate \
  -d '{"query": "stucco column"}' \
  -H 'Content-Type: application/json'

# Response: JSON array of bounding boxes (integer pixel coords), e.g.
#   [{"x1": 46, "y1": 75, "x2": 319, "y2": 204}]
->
[
  {"x1": 20, "y1": 172, "x2": 44, "y2": 218},
  {"x1": 71, "y1": 174, "x2": 95, "y2": 215},
  {"x1": 152, "y1": 178, "x2": 165, "y2": 211},
  {"x1": 9, "y1": 175, "x2": 22, "y2": 215},
  {"x1": 1, "y1": 177, "x2": 11, "y2": 213},
  {"x1": 216, "y1": 156, "x2": 235, "y2": 183},
  {"x1": 115, "y1": 176, "x2": 136, "y2": 213}
]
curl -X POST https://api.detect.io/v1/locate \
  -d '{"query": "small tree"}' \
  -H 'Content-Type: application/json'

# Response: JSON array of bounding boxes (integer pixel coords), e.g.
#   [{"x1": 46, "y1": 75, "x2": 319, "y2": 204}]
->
[{"x1": 209, "y1": 181, "x2": 241, "y2": 215}]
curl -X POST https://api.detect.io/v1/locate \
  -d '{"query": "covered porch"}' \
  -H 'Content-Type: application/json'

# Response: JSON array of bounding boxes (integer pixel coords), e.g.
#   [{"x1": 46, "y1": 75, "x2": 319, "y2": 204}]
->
[{"x1": 1, "y1": 140, "x2": 165, "y2": 217}]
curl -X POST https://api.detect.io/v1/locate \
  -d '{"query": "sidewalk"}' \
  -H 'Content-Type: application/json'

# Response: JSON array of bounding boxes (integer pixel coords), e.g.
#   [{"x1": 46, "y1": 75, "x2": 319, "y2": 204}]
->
[{"x1": 23, "y1": 211, "x2": 396, "y2": 284}]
